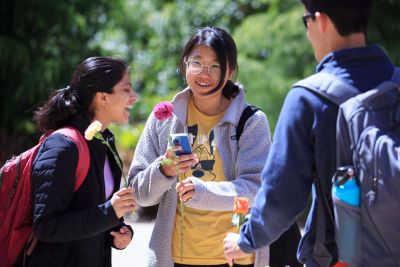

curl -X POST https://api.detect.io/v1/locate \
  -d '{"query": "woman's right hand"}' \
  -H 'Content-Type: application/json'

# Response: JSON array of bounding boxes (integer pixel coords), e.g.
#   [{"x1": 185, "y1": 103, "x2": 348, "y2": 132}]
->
[
  {"x1": 111, "y1": 187, "x2": 136, "y2": 219},
  {"x1": 160, "y1": 146, "x2": 198, "y2": 177}
]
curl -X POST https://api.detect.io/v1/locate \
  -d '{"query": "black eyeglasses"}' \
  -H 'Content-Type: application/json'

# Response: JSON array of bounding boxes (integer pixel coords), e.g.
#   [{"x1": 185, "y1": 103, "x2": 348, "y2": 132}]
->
[{"x1": 302, "y1": 13, "x2": 315, "y2": 28}]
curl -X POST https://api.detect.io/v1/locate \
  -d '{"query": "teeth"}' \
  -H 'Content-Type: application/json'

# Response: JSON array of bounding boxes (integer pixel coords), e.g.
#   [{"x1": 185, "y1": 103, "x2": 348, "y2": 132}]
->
[{"x1": 196, "y1": 81, "x2": 210, "y2": 86}]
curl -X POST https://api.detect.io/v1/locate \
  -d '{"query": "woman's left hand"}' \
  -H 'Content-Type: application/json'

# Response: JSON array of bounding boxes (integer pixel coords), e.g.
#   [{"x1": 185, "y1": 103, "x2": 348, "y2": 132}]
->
[
  {"x1": 111, "y1": 226, "x2": 133, "y2": 249},
  {"x1": 176, "y1": 178, "x2": 195, "y2": 202}
]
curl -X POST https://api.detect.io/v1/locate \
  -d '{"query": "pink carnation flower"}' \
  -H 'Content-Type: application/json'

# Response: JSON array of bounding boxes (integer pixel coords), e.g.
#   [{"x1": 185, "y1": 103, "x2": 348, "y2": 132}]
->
[{"x1": 153, "y1": 101, "x2": 174, "y2": 121}]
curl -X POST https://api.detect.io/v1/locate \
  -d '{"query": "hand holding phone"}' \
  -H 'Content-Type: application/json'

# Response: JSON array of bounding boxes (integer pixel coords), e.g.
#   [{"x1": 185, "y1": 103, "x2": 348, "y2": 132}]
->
[{"x1": 170, "y1": 133, "x2": 192, "y2": 155}]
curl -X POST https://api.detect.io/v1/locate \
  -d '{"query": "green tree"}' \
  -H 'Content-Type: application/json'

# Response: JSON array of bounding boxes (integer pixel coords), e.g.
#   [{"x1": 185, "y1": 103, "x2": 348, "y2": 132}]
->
[
  {"x1": 0, "y1": 0, "x2": 123, "y2": 162},
  {"x1": 1, "y1": 0, "x2": 400, "y2": 164},
  {"x1": 233, "y1": 0, "x2": 400, "y2": 131}
]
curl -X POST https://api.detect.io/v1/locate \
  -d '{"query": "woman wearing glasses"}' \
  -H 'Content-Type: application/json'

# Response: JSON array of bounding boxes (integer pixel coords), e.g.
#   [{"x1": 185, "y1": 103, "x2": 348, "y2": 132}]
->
[{"x1": 128, "y1": 27, "x2": 300, "y2": 267}]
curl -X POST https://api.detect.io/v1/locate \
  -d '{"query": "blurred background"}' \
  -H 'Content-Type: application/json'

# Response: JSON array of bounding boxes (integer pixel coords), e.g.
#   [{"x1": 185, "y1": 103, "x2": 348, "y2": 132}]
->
[{"x1": 1, "y1": 0, "x2": 400, "y2": 221}]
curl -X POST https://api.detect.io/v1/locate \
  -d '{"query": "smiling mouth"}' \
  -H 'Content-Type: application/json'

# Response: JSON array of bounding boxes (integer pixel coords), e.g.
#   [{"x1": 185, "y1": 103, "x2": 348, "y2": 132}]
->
[{"x1": 196, "y1": 81, "x2": 211, "y2": 87}]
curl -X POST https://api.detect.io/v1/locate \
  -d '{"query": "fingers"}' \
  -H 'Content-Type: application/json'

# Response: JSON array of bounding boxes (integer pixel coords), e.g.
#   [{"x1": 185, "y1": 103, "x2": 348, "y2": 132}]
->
[
  {"x1": 111, "y1": 228, "x2": 132, "y2": 249},
  {"x1": 161, "y1": 150, "x2": 198, "y2": 177},
  {"x1": 110, "y1": 226, "x2": 130, "y2": 238},
  {"x1": 223, "y1": 233, "x2": 247, "y2": 264},
  {"x1": 176, "y1": 178, "x2": 195, "y2": 202},
  {"x1": 177, "y1": 154, "x2": 198, "y2": 173},
  {"x1": 111, "y1": 188, "x2": 136, "y2": 218},
  {"x1": 119, "y1": 225, "x2": 129, "y2": 234},
  {"x1": 115, "y1": 187, "x2": 134, "y2": 196},
  {"x1": 223, "y1": 232, "x2": 236, "y2": 257},
  {"x1": 164, "y1": 146, "x2": 178, "y2": 158}
]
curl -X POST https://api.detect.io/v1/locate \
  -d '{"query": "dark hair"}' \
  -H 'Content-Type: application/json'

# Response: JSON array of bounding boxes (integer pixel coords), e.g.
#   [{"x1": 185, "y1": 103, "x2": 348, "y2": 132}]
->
[
  {"x1": 178, "y1": 27, "x2": 239, "y2": 99},
  {"x1": 301, "y1": 0, "x2": 373, "y2": 36},
  {"x1": 34, "y1": 56, "x2": 128, "y2": 131}
]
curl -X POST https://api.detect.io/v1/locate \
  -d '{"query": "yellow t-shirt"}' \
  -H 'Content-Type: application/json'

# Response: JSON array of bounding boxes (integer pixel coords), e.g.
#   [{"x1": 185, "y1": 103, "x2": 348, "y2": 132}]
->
[{"x1": 172, "y1": 96, "x2": 254, "y2": 265}]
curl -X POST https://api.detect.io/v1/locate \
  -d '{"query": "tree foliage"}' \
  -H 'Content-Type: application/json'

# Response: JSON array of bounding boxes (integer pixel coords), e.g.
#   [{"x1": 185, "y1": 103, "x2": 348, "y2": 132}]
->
[
  {"x1": 0, "y1": 0, "x2": 122, "y2": 132},
  {"x1": 0, "y1": 0, "x2": 123, "y2": 162},
  {"x1": 1, "y1": 0, "x2": 400, "y2": 163}
]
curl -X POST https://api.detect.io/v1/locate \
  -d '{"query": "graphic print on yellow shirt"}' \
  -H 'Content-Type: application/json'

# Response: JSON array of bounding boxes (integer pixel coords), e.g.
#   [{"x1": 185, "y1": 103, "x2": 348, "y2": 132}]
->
[{"x1": 172, "y1": 95, "x2": 254, "y2": 265}]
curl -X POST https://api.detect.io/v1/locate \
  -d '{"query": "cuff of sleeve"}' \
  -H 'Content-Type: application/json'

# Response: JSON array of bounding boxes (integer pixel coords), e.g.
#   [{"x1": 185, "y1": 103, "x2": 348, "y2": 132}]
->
[
  {"x1": 184, "y1": 177, "x2": 205, "y2": 205},
  {"x1": 156, "y1": 157, "x2": 177, "y2": 180},
  {"x1": 102, "y1": 200, "x2": 121, "y2": 225},
  {"x1": 126, "y1": 224, "x2": 134, "y2": 240},
  {"x1": 237, "y1": 224, "x2": 257, "y2": 254}
]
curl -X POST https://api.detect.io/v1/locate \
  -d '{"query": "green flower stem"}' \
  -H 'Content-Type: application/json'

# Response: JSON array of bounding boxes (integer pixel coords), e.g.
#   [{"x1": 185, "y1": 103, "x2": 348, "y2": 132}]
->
[
  {"x1": 177, "y1": 165, "x2": 184, "y2": 261},
  {"x1": 95, "y1": 133, "x2": 128, "y2": 188},
  {"x1": 233, "y1": 214, "x2": 245, "y2": 266},
  {"x1": 171, "y1": 139, "x2": 185, "y2": 261},
  {"x1": 163, "y1": 136, "x2": 185, "y2": 261}
]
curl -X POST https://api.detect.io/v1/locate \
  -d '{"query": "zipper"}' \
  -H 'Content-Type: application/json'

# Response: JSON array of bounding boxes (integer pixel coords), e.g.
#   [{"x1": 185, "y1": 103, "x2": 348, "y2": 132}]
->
[{"x1": 364, "y1": 128, "x2": 399, "y2": 266}]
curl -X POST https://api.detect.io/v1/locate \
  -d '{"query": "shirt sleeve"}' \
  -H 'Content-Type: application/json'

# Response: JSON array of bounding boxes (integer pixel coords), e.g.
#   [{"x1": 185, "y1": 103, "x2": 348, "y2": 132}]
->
[
  {"x1": 128, "y1": 114, "x2": 177, "y2": 207},
  {"x1": 237, "y1": 88, "x2": 316, "y2": 253},
  {"x1": 184, "y1": 109, "x2": 272, "y2": 211}
]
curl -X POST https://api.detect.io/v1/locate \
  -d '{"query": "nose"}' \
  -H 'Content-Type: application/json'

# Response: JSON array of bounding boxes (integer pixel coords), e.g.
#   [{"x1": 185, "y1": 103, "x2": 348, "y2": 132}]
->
[
  {"x1": 199, "y1": 65, "x2": 211, "y2": 76},
  {"x1": 130, "y1": 89, "x2": 138, "y2": 102}
]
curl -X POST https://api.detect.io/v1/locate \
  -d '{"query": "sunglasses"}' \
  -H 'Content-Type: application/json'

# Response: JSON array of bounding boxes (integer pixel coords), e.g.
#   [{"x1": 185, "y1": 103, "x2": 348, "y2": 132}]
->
[{"x1": 302, "y1": 13, "x2": 315, "y2": 28}]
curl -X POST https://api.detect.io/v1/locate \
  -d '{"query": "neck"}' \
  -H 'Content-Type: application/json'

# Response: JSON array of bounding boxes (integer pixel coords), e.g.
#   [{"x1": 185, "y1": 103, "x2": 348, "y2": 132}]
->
[
  {"x1": 329, "y1": 32, "x2": 366, "y2": 52},
  {"x1": 193, "y1": 93, "x2": 230, "y2": 116},
  {"x1": 93, "y1": 115, "x2": 109, "y2": 131}
]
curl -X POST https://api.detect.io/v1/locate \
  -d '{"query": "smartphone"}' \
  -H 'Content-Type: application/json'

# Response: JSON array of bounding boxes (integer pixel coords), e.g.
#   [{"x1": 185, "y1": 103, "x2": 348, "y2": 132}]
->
[{"x1": 170, "y1": 133, "x2": 192, "y2": 155}]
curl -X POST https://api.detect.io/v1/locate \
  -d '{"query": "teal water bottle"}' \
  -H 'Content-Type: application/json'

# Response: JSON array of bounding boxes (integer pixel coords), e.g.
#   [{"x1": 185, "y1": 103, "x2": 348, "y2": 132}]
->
[
  {"x1": 332, "y1": 166, "x2": 360, "y2": 207},
  {"x1": 332, "y1": 166, "x2": 362, "y2": 266}
]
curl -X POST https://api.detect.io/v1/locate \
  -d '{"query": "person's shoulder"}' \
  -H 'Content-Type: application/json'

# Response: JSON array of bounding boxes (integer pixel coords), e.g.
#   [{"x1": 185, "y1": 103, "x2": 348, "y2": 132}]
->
[
  {"x1": 239, "y1": 105, "x2": 270, "y2": 138},
  {"x1": 287, "y1": 84, "x2": 334, "y2": 109},
  {"x1": 275, "y1": 85, "x2": 331, "y2": 125},
  {"x1": 40, "y1": 133, "x2": 79, "y2": 158},
  {"x1": 248, "y1": 106, "x2": 267, "y2": 122},
  {"x1": 32, "y1": 133, "x2": 79, "y2": 174}
]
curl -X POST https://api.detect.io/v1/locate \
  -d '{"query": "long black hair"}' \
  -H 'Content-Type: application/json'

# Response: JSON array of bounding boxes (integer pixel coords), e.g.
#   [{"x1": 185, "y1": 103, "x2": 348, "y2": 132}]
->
[
  {"x1": 34, "y1": 56, "x2": 128, "y2": 131},
  {"x1": 178, "y1": 27, "x2": 240, "y2": 99}
]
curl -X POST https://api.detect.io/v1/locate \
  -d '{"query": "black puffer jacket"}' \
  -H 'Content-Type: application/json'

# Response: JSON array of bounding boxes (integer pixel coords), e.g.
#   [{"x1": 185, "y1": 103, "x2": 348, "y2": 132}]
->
[{"x1": 27, "y1": 115, "x2": 132, "y2": 267}]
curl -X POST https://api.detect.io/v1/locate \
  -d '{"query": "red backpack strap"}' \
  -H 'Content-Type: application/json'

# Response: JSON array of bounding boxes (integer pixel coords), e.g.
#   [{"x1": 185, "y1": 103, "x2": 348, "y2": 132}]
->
[{"x1": 52, "y1": 127, "x2": 90, "y2": 191}]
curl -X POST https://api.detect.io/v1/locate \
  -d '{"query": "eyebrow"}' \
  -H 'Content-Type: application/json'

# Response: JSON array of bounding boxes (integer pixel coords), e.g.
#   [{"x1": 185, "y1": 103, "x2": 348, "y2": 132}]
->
[
  {"x1": 119, "y1": 82, "x2": 132, "y2": 89},
  {"x1": 190, "y1": 55, "x2": 219, "y2": 62}
]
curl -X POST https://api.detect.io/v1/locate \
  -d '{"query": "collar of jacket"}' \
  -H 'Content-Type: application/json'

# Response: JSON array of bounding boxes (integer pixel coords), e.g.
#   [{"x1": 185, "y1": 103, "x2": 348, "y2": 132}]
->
[{"x1": 170, "y1": 83, "x2": 247, "y2": 127}]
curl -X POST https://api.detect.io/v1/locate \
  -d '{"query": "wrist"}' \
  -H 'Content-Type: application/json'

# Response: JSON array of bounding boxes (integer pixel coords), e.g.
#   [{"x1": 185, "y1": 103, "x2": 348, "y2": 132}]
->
[{"x1": 158, "y1": 162, "x2": 175, "y2": 179}]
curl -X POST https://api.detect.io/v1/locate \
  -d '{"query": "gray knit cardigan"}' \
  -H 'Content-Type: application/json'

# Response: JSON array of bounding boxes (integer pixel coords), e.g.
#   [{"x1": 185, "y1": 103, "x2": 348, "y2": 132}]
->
[{"x1": 128, "y1": 86, "x2": 272, "y2": 267}]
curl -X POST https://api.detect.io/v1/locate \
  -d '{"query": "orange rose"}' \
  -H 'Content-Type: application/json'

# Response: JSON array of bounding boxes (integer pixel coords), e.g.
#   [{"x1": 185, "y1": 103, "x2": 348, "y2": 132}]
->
[{"x1": 233, "y1": 197, "x2": 249, "y2": 215}]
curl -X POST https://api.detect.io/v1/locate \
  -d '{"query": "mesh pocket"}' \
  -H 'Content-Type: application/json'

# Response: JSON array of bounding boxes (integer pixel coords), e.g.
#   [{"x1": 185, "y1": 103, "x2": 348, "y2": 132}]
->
[{"x1": 333, "y1": 196, "x2": 362, "y2": 266}]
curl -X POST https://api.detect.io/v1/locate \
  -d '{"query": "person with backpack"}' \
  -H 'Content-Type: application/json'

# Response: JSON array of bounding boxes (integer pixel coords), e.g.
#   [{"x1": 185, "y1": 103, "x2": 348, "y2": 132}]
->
[
  {"x1": 223, "y1": 1, "x2": 399, "y2": 266},
  {"x1": 19, "y1": 56, "x2": 138, "y2": 267},
  {"x1": 128, "y1": 27, "x2": 302, "y2": 267}
]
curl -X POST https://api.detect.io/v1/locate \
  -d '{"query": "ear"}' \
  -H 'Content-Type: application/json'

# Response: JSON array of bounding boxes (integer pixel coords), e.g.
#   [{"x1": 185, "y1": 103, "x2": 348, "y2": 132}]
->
[
  {"x1": 94, "y1": 92, "x2": 108, "y2": 107},
  {"x1": 315, "y1": 12, "x2": 328, "y2": 34},
  {"x1": 226, "y1": 67, "x2": 236, "y2": 81}
]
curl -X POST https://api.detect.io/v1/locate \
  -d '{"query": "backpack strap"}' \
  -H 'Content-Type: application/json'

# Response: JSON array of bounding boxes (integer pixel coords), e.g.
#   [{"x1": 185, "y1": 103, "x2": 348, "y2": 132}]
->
[
  {"x1": 236, "y1": 105, "x2": 261, "y2": 141},
  {"x1": 53, "y1": 127, "x2": 90, "y2": 191},
  {"x1": 24, "y1": 127, "x2": 90, "y2": 261},
  {"x1": 293, "y1": 72, "x2": 360, "y2": 106}
]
